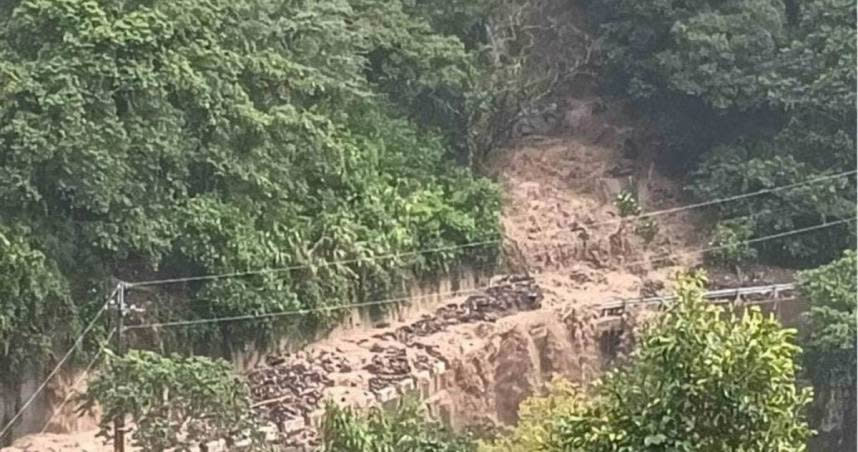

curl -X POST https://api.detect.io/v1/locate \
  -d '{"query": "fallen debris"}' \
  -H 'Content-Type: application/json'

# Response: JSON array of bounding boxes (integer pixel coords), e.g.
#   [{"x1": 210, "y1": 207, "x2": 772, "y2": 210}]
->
[{"x1": 247, "y1": 274, "x2": 543, "y2": 450}]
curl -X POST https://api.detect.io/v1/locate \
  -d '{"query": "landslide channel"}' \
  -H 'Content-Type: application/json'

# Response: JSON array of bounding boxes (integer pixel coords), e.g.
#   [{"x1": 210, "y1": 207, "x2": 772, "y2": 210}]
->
[{"x1": 248, "y1": 97, "x2": 709, "y2": 450}]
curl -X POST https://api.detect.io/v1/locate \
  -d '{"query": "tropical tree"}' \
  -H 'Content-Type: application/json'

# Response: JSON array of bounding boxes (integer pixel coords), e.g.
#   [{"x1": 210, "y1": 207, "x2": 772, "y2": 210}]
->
[
  {"x1": 484, "y1": 273, "x2": 813, "y2": 451},
  {"x1": 82, "y1": 350, "x2": 268, "y2": 451}
]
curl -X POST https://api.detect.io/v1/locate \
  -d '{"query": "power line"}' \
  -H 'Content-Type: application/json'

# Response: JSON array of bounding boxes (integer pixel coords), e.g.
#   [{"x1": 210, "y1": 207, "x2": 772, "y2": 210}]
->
[
  {"x1": 128, "y1": 240, "x2": 499, "y2": 288},
  {"x1": 127, "y1": 170, "x2": 856, "y2": 288},
  {"x1": 624, "y1": 218, "x2": 854, "y2": 273},
  {"x1": 123, "y1": 217, "x2": 852, "y2": 331},
  {"x1": 0, "y1": 288, "x2": 117, "y2": 442},
  {"x1": 38, "y1": 328, "x2": 116, "y2": 435},
  {"x1": 124, "y1": 287, "x2": 485, "y2": 330},
  {"x1": 614, "y1": 170, "x2": 855, "y2": 224}
]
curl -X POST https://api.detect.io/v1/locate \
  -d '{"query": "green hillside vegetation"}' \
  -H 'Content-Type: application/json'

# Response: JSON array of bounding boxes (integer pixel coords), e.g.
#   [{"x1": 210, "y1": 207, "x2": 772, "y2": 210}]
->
[
  {"x1": 1, "y1": 0, "x2": 855, "y2": 449},
  {"x1": 798, "y1": 250, "x2": 857, "y2": 449},
  {"x1": 0, "y1": 0, "x2": 523, "y2": 376},
  {"x1": 588, "y1": 0, "x2": 856, "y2": 265}
]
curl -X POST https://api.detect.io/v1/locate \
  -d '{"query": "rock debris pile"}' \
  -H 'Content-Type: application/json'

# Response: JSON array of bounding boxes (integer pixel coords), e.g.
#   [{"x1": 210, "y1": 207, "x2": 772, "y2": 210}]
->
[
  {"x1": 365, "y1": 345, "x2": 410, "y2": 392},
  {"x1": 246, "y1": 274, "x2": 542, "y2": 450},
  {"x1": 247, "y1": 350, "x2": 353, "y2": 449},
  {"x1": 380, "y1": 274, "x2": 543, "y2": 345}
]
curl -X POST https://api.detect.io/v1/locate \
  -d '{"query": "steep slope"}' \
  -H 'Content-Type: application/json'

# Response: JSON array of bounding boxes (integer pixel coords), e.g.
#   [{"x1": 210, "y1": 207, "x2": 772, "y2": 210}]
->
[
  {"x1": 3, "y1": 96, "x2": 707, "y2": 452},
  {"x1": 494, "y1": 97, "x2": 704, "y2": 308}
]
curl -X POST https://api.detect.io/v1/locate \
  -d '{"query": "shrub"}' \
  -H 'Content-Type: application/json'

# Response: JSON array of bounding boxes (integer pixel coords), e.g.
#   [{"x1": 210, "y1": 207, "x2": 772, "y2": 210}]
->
[
  {"x1": 82, "y1": 350, "x2": 267, "y2": 451},
  {"x1": 704, "y1": 219, "x2": 758, "y2": 267}
]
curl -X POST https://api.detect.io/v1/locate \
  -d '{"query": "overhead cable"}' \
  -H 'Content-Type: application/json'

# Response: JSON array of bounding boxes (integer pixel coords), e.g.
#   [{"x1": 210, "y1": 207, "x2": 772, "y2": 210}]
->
[
  {"x1": 128, "y1": 170, "x2": 856, "y2": 288},
  {"x1": 0, "y1": 288, "x2": 117, "y2": 442},
  {"x1": 124, "y1": 216, "x2": 852, "y2": 330}
]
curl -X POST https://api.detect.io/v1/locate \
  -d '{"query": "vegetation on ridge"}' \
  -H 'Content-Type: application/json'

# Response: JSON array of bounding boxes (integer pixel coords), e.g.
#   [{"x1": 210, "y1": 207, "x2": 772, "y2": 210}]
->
[
  {"x1": 0, "y1": 0, "x2": 519, "y2": 375},
  {"x1": 587, "y1": 0, "x2": 856, "y2": 265}
]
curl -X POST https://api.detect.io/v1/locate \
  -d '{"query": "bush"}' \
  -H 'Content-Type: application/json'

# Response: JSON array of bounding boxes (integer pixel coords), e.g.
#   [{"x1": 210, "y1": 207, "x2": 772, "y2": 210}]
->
[
  {"x1": 82, "y1": 350, "x2": 267, "y2": 451},
  {"x1": 634, "y1": 218, "x2": 659, "y2": 244},
  {"x1": 549, "y1": 272, "x2": 812, "y2": 451},
  {"x1": 614, "y1": 190, "x2": 641, "y2": 218},
  {"x1": 478, "y1": 378, "x2": 586, "y2": 452},
  {"x1": 321, "y1": 396, "x2": 476, "y2": 452},
  {"x1": 704, "y1": 219, "x2": 758, "y2": 267}
]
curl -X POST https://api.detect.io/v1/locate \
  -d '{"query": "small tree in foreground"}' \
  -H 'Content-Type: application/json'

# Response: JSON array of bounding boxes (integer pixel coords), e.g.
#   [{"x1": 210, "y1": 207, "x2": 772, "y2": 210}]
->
[
  {"x1": 483, "y1": 272, "x2": 812, "y2": 451},
  {"x1": 549, "y1": 272, "x2": 813, "y2": 451},
  {"x1": 478, "y1": 378, "x2": 585, "y2": 452},
  {"x1": 82, "y1": 350, "x2": 267, "y2": 451},
  {"x1": 321, "y1": 395, "x2": 476, "y2": 452}
]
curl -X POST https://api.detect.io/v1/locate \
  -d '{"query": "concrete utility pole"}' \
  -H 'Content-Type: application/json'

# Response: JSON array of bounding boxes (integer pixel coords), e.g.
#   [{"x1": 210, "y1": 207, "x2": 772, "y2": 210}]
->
[{"x1": 113, "y1": 282, "x2": 127, "y2": 452}]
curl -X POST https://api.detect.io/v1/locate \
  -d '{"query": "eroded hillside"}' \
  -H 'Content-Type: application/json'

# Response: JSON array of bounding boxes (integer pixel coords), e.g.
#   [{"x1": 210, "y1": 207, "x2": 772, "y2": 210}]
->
[{"x1": 4, "y1": 93, "x2": 711, "y2": 452}]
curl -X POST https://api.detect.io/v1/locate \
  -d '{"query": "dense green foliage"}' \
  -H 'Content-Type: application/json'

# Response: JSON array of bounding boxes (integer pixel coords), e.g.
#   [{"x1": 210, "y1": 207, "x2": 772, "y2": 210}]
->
[
  {"x1": 0, "y1": 225, "x2": 74, "y2": 378},
  {"x1": 82, "y1": 350, "x2": 267, "y2": 451},
  {"x1": 798, "y1": 251, "x2": 857, "y2": 449},
  {"x1": 0, "y1": 0, "x2": 510, "y2": 367},
  {"x1": 798, "y1": 250, "x2": 857, "y2": 389},
  {"x1": 478, "y1": 379, "x2": 585, "y2": 452},
  {"x1": 588, "y1": 0, "x2": 856, "y2": 265},
  {"x1": 321, "y1": 397, "x2": 476, "y2": 452},
  {"x1": 704, "y1": 218, "x2": 757, "y2": 267},
  {"x1": 483, "y1": 273, "x2": 812, "y2": 451}
]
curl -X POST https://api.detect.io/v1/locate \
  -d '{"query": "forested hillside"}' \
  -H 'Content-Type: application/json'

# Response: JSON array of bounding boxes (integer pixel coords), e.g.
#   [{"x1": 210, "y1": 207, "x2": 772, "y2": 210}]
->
[
  {"x1": 587, "y1": 0, "x2": 855, "y2": 265},
  {"x1": 0, "y1": 0, "x2": 855, "y2": 449},
  {"x1": 0, "y1": 0, "x2": 522, "y2": 378}
]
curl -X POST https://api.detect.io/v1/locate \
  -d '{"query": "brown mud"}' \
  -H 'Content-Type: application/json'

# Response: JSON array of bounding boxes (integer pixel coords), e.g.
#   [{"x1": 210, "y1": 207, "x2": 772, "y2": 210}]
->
[{"x1": 6, "y1": 96, "x2": 741, "y2": 451}]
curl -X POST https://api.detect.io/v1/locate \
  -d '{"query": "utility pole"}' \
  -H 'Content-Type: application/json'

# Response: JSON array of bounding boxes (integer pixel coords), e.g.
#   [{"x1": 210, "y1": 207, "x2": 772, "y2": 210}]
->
[{"x1": 113, "y1": 282, "x2": 127, "y2": 452}]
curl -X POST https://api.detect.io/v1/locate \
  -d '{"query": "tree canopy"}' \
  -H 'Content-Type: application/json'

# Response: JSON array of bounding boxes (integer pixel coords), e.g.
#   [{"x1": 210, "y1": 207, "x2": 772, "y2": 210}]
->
[
  {"x1": 588, "y1": 0, "x2": 856, "y2": 265},
  {"x1": 0, "y1": 0, "x2": 506, "y2": 371}
]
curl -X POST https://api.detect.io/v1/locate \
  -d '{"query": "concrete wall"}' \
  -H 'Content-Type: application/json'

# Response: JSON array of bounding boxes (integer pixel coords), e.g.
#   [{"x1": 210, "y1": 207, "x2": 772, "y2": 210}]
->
[{"x1": 232, "y1": 264, "x2": 491, "y2": 371}]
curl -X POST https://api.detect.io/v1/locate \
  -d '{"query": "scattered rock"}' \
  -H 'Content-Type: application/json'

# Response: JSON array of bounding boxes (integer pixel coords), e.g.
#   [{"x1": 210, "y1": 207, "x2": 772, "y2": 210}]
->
[
  {"x1": 640, "y1": 279, "x2": 665, "y2": 298},
  {"x1": 247, "y1": 274, "x2": 542, "y2": 451}
]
